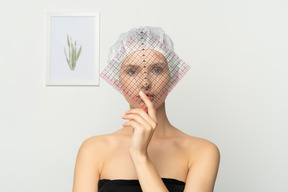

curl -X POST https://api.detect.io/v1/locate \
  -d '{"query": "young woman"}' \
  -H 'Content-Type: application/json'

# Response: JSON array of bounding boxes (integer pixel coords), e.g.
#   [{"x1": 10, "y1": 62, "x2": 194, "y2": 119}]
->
[{"x1": 72, "y1": 26, "x2": 220, "y2": 192}]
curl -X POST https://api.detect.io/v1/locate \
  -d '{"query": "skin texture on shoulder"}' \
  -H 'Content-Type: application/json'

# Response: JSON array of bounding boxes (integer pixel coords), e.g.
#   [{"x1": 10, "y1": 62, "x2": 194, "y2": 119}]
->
[
  {"x1": 72, "y1": 129, "x2": 220, "y2": 192},
  {"x1": 184, "y1": 136, "x2": 220, "y2": 192},
  {"x1": 72, "y1": 135, "x2": 110, "y2": 192}
]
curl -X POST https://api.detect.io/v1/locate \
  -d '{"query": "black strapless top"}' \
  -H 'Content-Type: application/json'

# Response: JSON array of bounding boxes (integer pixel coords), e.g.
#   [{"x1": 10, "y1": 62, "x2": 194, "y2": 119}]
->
[{"x1": 98, "y1": 178, "x2": 185, "y2": 192}]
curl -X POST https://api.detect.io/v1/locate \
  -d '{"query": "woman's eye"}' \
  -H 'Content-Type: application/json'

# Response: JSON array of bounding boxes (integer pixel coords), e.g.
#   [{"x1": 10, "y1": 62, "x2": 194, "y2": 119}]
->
[
  {"x1": 127, "y1": 69, "x2": 137, "y2": 75},
  {"x1": 153, "y1": 67, "x2": 163, "y2": 74}
]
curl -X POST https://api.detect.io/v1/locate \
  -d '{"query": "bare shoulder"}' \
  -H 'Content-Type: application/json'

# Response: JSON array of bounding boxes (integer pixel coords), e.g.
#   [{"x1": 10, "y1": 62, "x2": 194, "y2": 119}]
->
[
  {"x1": 79, "y1": 134, "x2": 113, "y2": 158},
  {"x1": 73, "y1": 135, "x2": 113, "y2": 192},
  {"x1": 177, "y1": 134, "x2": 220, "y2": 191},
  {"x1": 81, "y1": 135, "x2": 109, "y2": 149},
  {"x1": 75, "y1": 134, "x2": 115, "y2": 176},
  {"x1": 79, "y1": 133, "x2": 123, "y2": 159},
  {"x1": 183, "y1": 134, "x2": 220, "y2": 167},
  {"x1": 188, "y1": 135, "x2": 219, "y2": 153}
]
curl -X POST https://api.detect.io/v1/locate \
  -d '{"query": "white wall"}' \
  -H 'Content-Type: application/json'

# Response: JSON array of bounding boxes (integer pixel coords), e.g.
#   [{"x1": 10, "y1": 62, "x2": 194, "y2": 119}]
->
[{"x1": 0, "y1": 0, "x2": 287, "y2": 191}]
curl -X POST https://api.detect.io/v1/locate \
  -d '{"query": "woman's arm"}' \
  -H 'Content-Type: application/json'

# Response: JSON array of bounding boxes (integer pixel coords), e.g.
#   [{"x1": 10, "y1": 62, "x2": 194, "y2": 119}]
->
[
  {"x1": 122, "y1": 91, "x2": 169, "y2": 192},
  {"x1": 184, "y1": 140, "x2": 220, "y2": 192},
  {"x1": 72, "y1": 137, "x2": 102, "y2": 192}
]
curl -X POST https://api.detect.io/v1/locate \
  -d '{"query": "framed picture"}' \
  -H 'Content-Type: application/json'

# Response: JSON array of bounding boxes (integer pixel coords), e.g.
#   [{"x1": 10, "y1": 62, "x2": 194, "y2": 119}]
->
[{"x1": 46, "y1": 12, "x2": 100, "y2": 86}]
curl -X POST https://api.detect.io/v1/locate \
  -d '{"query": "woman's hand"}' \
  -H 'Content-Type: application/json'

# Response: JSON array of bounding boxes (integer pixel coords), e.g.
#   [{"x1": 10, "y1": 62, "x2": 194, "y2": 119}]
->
[{"x1": 121, "y1": 91, "x2": 158, "y2": 159}]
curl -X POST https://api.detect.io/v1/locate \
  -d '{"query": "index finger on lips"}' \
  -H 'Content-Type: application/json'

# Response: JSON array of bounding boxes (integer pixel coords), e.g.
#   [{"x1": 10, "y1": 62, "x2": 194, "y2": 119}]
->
[{"x1": 138, "y1": 91, "x2": 157, "y2": 121}]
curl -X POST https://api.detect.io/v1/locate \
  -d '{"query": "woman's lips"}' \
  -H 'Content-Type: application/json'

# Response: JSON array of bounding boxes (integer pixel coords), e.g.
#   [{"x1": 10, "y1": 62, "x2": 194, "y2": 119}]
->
[
  {"x1": 135, "y1": 95, "x2": 155, "y2": 102},
  {"x1": 143, "y1": 93, "x2": 155, "y2": 98},
  {"x1": 147, "y1": 96, "x2": 154, "y2": 101}
]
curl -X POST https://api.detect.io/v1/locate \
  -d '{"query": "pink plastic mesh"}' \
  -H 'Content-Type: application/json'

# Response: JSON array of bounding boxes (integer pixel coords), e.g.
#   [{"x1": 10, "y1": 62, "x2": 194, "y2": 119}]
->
[{"x1": 100, "y1": 27, "x2": 191, "y2": 111}]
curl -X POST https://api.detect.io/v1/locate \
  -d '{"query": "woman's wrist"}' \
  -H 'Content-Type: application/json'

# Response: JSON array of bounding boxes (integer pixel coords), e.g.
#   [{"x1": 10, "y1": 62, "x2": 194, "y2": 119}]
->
[{"x1": 129, "y1": 148, "x2": 149, "y2": 163}]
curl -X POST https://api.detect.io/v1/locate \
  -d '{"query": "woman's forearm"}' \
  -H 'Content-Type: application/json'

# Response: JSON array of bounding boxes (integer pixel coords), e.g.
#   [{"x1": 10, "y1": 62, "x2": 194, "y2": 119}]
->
[{"x1": 130, "y1": 151, "x2": 169, "y2": 192}]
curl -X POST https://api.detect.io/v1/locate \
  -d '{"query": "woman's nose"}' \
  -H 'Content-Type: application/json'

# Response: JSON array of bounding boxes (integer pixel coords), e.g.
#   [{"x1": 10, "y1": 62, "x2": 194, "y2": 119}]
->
[{"x1": 141, "y1": 76, "x2": 151, "y2": 91}]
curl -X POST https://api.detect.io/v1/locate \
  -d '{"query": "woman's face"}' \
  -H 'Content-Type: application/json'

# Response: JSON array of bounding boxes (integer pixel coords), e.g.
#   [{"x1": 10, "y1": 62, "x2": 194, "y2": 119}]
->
[{"x1": 119, "y1": 49, "x2": 171, "y2": 110}]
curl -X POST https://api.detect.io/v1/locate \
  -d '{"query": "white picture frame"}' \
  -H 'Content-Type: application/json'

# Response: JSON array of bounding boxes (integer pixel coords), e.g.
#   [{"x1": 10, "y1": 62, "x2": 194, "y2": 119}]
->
[{"x1": 45, "y1": 12, "x2": 100, "y2": 86}]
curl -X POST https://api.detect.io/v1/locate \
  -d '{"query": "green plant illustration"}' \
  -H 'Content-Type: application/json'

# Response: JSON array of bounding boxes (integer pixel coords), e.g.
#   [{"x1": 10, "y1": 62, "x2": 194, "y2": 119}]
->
[{"x1": 64, "y1": 34, "x2": 82, "y2": 71}]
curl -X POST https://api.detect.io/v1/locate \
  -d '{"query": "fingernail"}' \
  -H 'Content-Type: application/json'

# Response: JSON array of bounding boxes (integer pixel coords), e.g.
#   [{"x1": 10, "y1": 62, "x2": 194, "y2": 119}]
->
[{"x1": 139, "y1": 90, "x2": 144, "y2": 95}]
